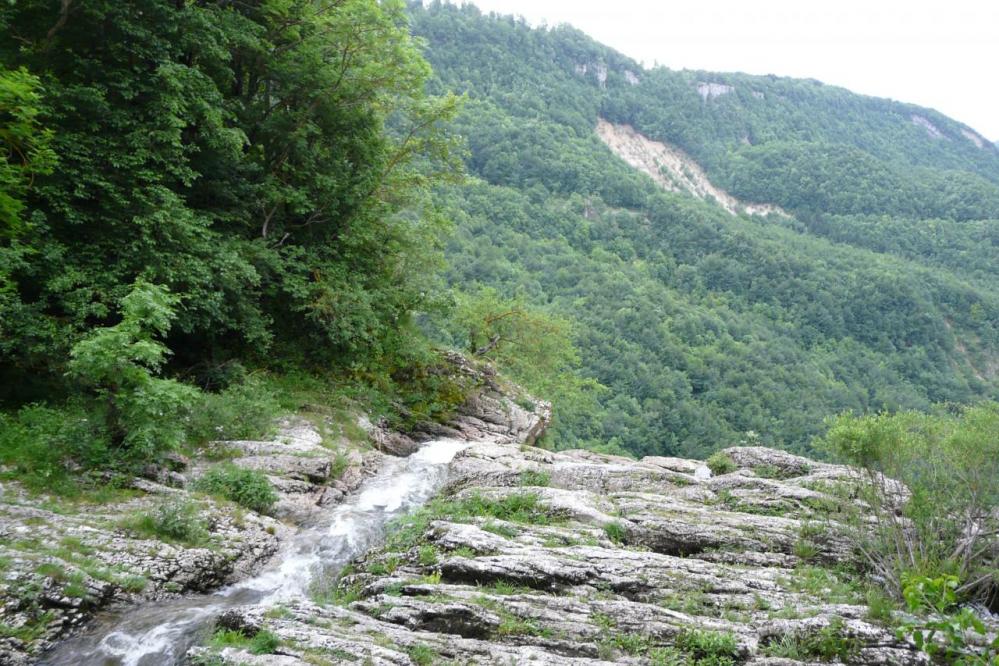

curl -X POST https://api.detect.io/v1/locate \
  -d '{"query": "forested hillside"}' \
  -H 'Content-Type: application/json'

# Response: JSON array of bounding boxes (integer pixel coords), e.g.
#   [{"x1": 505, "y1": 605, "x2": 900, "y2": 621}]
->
[
  {"x1": 410, "y1": 1, "x2": 999, "y2": 457},
  {"x1": 2, "y1": 0, "x2": 998, "y2": 484},
  {"x1": 0, "y1": 0, "x2": 468, "y2": 491}
]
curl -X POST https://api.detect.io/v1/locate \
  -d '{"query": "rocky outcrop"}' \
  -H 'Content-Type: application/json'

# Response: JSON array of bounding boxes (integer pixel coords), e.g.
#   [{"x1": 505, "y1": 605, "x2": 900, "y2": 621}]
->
[
  {"x1": 697, "y1": 82, "x2": 734, "y2": 101},
  {"x1": 0, "y1": 415, "x2": 374, "y2": 664},
  {"x1": 911, "y1": 114, "x2": 945, "y2": 140},
  {"x1": 2, "y1": 355, "x2": 551, "y2": 664},
  {"x1": 195, "y1": 440, "x2": 963, "y2": 665}
]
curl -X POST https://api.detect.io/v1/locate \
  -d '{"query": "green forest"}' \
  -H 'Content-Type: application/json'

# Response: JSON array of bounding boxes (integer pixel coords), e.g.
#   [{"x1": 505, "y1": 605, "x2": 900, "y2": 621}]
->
[
  {"x1": 2, "y1": 0, "x2": 998, "y2": 489},
  {"x1": 0, "y1": 0, "x2": 473, "y2": 491},
  {"x1": 410, "y1": 1, "x2": 999, "y2": 456}
]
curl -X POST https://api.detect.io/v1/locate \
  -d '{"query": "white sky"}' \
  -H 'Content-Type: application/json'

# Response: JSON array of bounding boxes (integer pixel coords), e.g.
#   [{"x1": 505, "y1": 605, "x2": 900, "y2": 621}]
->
[{"x1": 457, "y1": 0, "x2": 999, "y2": 141}]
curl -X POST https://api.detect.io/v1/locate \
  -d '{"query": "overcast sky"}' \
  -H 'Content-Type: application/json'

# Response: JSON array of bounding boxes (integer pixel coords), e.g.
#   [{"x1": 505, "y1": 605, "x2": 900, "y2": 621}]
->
[{"x1": 458, "y1": 0, "x2": 999, "y2": 140}]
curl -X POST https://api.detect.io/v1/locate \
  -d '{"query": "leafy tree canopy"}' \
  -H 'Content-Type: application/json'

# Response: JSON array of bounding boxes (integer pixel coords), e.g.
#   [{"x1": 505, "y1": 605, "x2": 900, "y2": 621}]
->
[{"x1": 0, "y1": 0, "x2": 460, "y2": 404}]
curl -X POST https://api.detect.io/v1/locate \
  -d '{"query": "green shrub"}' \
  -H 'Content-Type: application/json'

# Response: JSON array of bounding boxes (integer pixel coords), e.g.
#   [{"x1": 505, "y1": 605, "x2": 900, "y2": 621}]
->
[
  {"x1": 118, "y1": 575, "x2": 148, "y2": 593},
  {"x1": 706, "y1": 452, "x2": 737, "y2": 476},
  {"x1": 418, "y1": 544, "x2": 439, "y2": 566},
  {"x1": 518, "y1": 469, "x2": 551, "y2": 487},
  {"x1": 195, "y1": 464, "x2": 277, "y2": 514},
  {"x1": 186, "y1": 376, "x2": 281, "y2": 446},
  {"x1": 896, "y1": 574, "x2": 999, "y2": 664},
  {"x1": 675, "y1": 629, "x2": 739, "y2": 664},
  {"x1": 209, "y1": 628, "x2": 280, "y2": 655},
  {"x1": 383, "y1": 506, "x2": 434, "y2": 552},
  {"x1": 648, "y1": 646, "x2": 689, "y2": 666},
  {"x1": 865, "y1": 587, "x2": 897, "y2": 623},
  {"x1": 603, "y1": 521, "x2": 627, "y2": 544},
  {"x1": 0, "y1": 611, "x2": 54, "y2": 643},
  {"x1": 126, "y1": 500, "x2": 208, "y2": 545},
  {"x1": 607, "y1": 632, "x2": 651, "y2": 655},
  {"x1": 248, "y1": 630, "x2": 280, "y2": 655},
  {"x1": 787, "y1": 565, "x2": 863, "y2": 604},
  {"x1": 331, "y1": 450, "x2": 350, "y2": 479},
  {"x1": 440, "y1": 492, "x2": 562, "y2": 525},
  {"x1": 793, "y1": 538, "x2": 819, "y2": 561},
  {"x1": 0, "y1": 404, "x2": 110, "y2": 495},
  {"x1": 750, "y1": 464, "x2": 780, "y2": 478},
  {"x1": 481, "y1": 521, "x2": 519, "y2": 538},
  {"x1": 823, "y1": 403, "x2": 999, "y2": 602},
  {"x1": 67, "y1": 281, "x2": 199, "y2": 459},
  {"x1": 189, "y1": 655, "x2": 225, "y2": 666},
  {"x1": 761, "y1": 618, "x2": 859, "y2": 662},
  {"x1": 407, "y1": 644, "x2": 438, "y2": 666}
]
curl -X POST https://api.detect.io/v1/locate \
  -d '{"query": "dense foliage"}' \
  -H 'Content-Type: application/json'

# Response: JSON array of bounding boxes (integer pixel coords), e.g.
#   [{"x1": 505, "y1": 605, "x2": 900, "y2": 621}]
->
[
  {"x1": 0, "y1": 0, "x2": 463, "y2": 487},
  {"x1": 824, "y1": 404, "x2": 998, "y2": 602},
  {"x1": 0, "y1": 0, "x2": 458, "y2": 403},
  {"x1": 411, "y1": 1, "x2": 999, "y2": 455}
]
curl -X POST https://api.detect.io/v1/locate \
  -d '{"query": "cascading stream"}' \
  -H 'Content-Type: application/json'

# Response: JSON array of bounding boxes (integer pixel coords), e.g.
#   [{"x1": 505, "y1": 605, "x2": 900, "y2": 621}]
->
[{"x1": 40, "y1": 437, "x2": 472, "y2": 666}]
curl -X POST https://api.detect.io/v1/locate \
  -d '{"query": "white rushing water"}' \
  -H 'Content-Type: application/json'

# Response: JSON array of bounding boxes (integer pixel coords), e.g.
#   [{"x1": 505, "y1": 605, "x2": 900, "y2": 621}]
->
[{"x1": 41, "y1": 437, "x2": 471, "y2": 666}]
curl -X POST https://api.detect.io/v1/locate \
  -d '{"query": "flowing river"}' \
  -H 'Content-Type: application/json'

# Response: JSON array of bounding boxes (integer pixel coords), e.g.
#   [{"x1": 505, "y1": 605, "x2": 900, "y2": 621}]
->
[{"x1": 41, "y1": 437, "x2": 472, "y2": 666}]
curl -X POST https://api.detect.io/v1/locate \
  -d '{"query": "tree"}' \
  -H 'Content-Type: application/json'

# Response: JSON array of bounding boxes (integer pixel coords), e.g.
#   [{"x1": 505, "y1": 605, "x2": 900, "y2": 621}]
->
[
  {"x1": 68, "y1": 281, "x2": 197, "y2": 458},
  {"x1": 449, "y1": 288, "x2": 603, "y2": 446},
  {"x1": 823, "y1": 404, "x2": 999, "y2": 602},
  {"x1": 0, "y1": 0, "x2": 461, "y2": 398},
  {"x1": 0, "y1": 66, "x2": 54, "y2": 235}
]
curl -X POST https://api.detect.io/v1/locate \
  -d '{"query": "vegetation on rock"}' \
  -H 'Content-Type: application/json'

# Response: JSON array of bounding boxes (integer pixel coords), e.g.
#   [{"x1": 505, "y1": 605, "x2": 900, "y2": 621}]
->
[
  {"x1": 823, "y1": 403, "x2": 999, "y2": 607},
  {"x1": 195, "y1": 464, "x2": 278, "y2": 515}
]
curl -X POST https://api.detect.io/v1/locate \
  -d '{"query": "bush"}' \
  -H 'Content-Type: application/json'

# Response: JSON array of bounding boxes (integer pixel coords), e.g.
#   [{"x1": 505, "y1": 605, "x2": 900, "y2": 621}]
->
[
  {"x1": 126, "y1": 500, "x2": 208, "y2": 545},
  {"x1": 896, "y1": 574, "x2": 999, "y2": 664},
  {"x1": 603, "y1": 521, "x2": 627, "y2": 544},
  {"x1": 441, "y1": 492, "x2": 562, "y2": 525},
  {"x1": 186, "y1": 376, "x2": 281, "y2": 446},
  {"x1": 761, "y1": 618, "x2": 859, "y2": 662},
  {"x1": 706, "y1": 452, "x2": 737, "y2": 476},
  {"x1": 674, "y1": 629, "x2": 740, "y2": 663},
  {"x1": 418, "y1": 544, "x2": 439, "y2": 566},
  {"x1": 0, "y1": 404, "x2": 110, "y2": 494},
  {"x1": 518, "y1": 470, "x2": 551, "y2": 487},
  {"x1": 407, "y1": 644, "x2": 438, "y2": 666},
  {"x1": 195, "y1": 464, "x2": 278, "y2": 514},
  {"x1": 865, "y1": 587, "x2": 897, "y2": 623},
  {"x1": 209, "y1": 628, "x2": 280, "y2": 655},
  {"x1": 68, "y1": 281, "x2": 200, "y2": 459},
  {"x1": 823, "y1": 403, "x2": 999, "y2": 602}
]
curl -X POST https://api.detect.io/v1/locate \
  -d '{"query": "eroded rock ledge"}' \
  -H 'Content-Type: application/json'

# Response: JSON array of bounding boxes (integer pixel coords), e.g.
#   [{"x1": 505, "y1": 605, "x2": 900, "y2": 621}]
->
[
  {"x1": 0, "y1": 414, "x2": 382, "y2": 665},
  {"x1": 0, "y1": 359, "x2": 552, "y2": 665},
  {"x1": 198, "y1": 442, "x2": 941, "y2": 665}
]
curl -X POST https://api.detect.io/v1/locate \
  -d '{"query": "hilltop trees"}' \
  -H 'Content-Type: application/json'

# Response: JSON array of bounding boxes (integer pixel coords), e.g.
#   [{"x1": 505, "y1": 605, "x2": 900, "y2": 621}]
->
[{"x1": 411, "y1": 2, "x2": 999, "y2": 455}]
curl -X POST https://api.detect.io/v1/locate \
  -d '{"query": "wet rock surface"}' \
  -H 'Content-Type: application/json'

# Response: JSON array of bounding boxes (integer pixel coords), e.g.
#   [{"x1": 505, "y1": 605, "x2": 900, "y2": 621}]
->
[
  {"x1": 192, "y1": 440, "x2": 951, "y2": 665},
  {"x1": 1, "y1": 361, "x2": 553, "y2": 664},
  {"x1": 0, "y1": 416, "x2": 374, "y2": 664}
]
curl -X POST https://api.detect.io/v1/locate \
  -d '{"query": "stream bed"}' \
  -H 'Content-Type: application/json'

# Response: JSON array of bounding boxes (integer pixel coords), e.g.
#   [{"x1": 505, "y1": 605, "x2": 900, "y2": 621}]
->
[{"x1": 40, "y1": 437, "x2": 470, "y2": 666}]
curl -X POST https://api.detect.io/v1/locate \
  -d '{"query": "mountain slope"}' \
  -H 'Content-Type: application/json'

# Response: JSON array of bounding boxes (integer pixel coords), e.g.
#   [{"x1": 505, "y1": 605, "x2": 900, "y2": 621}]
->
[{"x1": 411, "y1": 1, "x2": 999, "y2": 457}]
